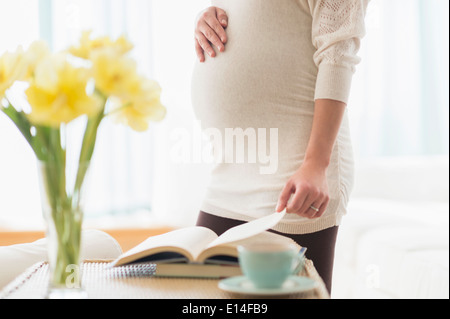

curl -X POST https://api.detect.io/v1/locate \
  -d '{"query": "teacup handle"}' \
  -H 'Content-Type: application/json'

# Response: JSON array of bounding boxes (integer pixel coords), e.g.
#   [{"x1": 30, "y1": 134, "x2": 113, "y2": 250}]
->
[{"x1": 292, "y1": 247, "x2": 307, "y2": 276}]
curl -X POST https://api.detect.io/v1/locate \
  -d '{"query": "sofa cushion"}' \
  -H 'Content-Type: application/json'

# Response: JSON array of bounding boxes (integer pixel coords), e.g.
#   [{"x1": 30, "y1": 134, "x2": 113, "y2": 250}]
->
[
  {"x1": 353, "y1": 226, "x2": 449, "y2": 299},
  {"x1": 337, "y1": 198, "x2": 449, "y2": 268},
  {"x1": 0, "y1": 230, "x2": 122, "y2": 290},
  {"x1": 333, "y1": 198, "x2": 449, "y2": 299},
  {"x1": 352, "y1": 156, "x2": 449, "y2": 203}
]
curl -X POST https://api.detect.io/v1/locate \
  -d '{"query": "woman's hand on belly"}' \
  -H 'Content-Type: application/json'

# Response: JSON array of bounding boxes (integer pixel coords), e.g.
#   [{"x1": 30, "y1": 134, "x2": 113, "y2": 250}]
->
[
  {"x1": 276, "y1": 162, "x2": 330, "y2": 220},
  {"x1": 195, "y1": 6, "x2": 228, "y2": 62}
]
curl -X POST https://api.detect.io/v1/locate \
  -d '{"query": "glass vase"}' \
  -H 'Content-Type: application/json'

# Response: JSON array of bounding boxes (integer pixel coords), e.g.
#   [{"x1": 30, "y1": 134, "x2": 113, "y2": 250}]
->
[{"x1": 37, "y1": 160, "x2": 90, "y2": 299}]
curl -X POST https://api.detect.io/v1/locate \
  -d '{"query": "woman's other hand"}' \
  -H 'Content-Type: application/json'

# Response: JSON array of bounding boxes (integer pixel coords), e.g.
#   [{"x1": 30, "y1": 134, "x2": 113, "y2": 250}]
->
[
  {"x1": 276, "y1": 99, "x2": 347, "y2": 219},
  {"x1": 195, "y1": 7, "x2": 228, "y2": 62},
  {"x1": 276, "y1": 162, "x2": 330, "y2": 219}
]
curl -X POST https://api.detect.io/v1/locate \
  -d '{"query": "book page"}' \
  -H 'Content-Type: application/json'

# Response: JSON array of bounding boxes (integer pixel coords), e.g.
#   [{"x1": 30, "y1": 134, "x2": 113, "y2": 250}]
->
[
  {"x1": 113, "y1": 227, "x2": 218, "y2": 265},
  {"x1": 206, "y1": 210, "x2": 287, "y2": 249}
]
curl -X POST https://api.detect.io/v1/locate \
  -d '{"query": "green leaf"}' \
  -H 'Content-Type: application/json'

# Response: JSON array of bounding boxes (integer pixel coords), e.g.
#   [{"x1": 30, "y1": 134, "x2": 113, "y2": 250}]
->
[{"x1": 0, "y1": 103, "x2": 43, "y2": 157}]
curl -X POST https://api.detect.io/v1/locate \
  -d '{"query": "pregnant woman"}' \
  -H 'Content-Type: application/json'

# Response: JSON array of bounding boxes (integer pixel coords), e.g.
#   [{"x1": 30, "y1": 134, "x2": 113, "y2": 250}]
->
[{"x1": 192, "y1": 0, "x2": 369, "y2": 294}]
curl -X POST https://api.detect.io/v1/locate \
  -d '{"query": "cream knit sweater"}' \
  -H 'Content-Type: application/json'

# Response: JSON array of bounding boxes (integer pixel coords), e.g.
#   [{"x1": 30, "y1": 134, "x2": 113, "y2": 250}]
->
[{"x1": 191, "y1": 0, "x2": 369, "y2": 234}]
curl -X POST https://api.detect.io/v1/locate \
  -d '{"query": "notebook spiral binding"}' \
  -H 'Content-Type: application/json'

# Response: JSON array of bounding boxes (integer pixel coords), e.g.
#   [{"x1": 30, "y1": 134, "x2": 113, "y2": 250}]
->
[{"x1": 107, "y1": 263, "x2": 157, "y2": 278}]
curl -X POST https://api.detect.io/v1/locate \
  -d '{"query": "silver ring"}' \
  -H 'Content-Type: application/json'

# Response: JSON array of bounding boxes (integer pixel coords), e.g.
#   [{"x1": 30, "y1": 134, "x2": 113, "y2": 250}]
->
[{"x1": 310, "y1": 205, "x2": 320, "y2": 213}]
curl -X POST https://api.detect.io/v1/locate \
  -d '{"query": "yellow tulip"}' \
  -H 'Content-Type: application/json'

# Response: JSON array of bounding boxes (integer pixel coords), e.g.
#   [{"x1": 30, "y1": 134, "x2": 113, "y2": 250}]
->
[
  {"x1": 0, "y1": 46, "x2": 27, "y2": 97},
  {"x1": 26, "y1": 54, "x2": 103, "y2": 127},
  {"x1": 69, "y1": 30, "x2": 133, "y2": 60},
  {"x1": 91, "y1": 48, "x2": 139, "y2": 97},
  {"x1": 110, "y1": 78, "x2": 166, "y2": 132},
  {"x1": 23, "y1": 41, "x2": 51, "y2": 81}
]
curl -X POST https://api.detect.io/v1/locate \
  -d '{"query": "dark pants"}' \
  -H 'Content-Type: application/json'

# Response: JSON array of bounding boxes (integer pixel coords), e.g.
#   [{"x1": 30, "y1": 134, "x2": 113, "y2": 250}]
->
[{"x1": 196, "y1": 211, "x2": 339, "y2": 294}]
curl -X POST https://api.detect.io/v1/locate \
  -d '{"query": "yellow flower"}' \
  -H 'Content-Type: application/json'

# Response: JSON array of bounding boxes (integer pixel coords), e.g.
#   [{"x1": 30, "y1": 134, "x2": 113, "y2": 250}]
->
[
  {"x1": 91, "y1": 48, "x2": 139, "y2": 97},
  {"x1": 110, "y1": 78, "x2": 166, "y2": 132},
  {"x1": 69, "y1": 30, "x2": 133, "y2": 60},
  {"x1": 26, "y1": 54, "x2": 103, "y2": 127},
  {"x1": 0, "y1": 46, "x2": 27, "y2": 98},
  {"x1": 23, "y1": 41, "x2": 51, "y2": 81},
  {"x1": 1, "y1": 41, "x2": 51, "y2": 98}
]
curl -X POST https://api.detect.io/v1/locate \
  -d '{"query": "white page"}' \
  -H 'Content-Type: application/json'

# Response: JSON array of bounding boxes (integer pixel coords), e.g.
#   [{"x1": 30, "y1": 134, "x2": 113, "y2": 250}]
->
[{"x1": 207, "y1": 210, "x2": 287, "y2": 248}]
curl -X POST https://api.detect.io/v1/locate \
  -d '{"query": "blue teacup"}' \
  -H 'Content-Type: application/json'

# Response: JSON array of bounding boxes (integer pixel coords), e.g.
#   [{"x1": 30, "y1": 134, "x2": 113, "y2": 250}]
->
[{"x1": 238, "y1": 242, "x2": 307, "y2": 289}]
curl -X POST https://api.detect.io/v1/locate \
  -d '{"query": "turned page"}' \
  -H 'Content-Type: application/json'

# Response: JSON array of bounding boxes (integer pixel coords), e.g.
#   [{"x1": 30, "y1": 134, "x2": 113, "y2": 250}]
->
[{"x1": 206, "y1": 210, "x2": 287, "y2": 249}]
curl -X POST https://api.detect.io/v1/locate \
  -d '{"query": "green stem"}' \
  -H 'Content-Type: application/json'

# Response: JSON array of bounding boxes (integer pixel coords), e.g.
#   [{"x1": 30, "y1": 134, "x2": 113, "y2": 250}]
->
[
  {"x1": 42, "y1": 127, "x2": 84, "y2": 288},
  {"x1": 48, "y1": 105, "x2": 107, "y2": 288},
  {"x1": 74, "y1": 104, "x2": 106, "y2": 198}
]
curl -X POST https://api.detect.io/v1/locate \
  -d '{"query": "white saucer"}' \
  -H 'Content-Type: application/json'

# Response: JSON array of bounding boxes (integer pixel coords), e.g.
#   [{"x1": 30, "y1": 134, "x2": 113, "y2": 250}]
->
[{"x1": 218, "y1": 276, "x2": 318, "y2": 296}]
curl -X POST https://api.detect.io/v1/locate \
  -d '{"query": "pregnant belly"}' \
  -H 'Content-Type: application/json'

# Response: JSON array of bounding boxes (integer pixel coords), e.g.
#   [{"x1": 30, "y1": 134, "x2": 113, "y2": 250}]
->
[
  {"x1": 191, "y1": 2, "x2": 318, "y2": 130},
  {"x1": 191, "y1": 50, "x2": 316, "y2": 131}
]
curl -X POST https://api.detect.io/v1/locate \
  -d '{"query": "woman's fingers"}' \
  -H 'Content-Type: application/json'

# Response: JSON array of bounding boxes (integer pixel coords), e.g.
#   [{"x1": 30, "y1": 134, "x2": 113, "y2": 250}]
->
[
  {"x1": 287, "y1": 188, "x2": 308, "y2": 216},
  {"x1": 285, "y1": 184, "x2": 329, "y2": 219},
  {"x1": 195, "y1": 7, "x2": 229, "y2": 62},
  {"x1": 204, "y1": 15, "x2": 227, "y2": 46},
  {"x1": 195, "y1": 39, "x2": 205, "y2": 63},
  {"x1": 216, "y1": 8, "x2": 228, "y2": 28},
  {"x1": 279, "y1": 164, "x2": 330, "y2": 219},
  {"x1": 303, "y1": 193, "x2": 329, "y2": 219},
  {"x1": 195, "y1": 31, "x2": 216, "y2": 58},
  {"x1": 199, "y1": 20, "x2": 225, "y2": 52},
  {"x1": 277, "y1": 182, "x2": 294, "y2": 212},
  {"x1": 298, "y1": 188, "x2": 320, "y2": 217},
  {"x1": 316, "y1": 196, "x2": 330, "y2": 218}
]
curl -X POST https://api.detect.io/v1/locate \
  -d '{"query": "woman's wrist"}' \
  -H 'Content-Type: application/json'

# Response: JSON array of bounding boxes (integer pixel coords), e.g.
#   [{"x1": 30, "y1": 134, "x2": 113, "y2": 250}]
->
[
  {"x1": 302, "y1": 155, "x2": 330, "y2": 171},
  {"x1": 301, "y1": 99, "x2": 347, "y2": 172},
  {"x1": 303, "y1": 141, "x2": 334, "y2": 171}
]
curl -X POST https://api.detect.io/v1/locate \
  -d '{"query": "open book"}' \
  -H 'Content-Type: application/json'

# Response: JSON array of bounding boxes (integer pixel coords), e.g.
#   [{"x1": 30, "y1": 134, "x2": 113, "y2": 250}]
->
[{"x1": 110, "y1": 210, "x2": 300, "y2": 278}]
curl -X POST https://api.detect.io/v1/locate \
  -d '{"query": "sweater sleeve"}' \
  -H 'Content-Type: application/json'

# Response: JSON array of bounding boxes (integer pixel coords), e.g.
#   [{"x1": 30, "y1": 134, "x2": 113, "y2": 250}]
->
[{"x1": 309, "y1": 0, "x2": 369, "y2": 104}]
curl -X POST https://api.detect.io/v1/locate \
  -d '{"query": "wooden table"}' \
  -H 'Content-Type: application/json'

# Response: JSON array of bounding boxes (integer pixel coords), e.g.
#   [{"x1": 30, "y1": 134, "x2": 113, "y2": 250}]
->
[{"x1": 0, "y1": 259, "x2": 330, "y2": 299}]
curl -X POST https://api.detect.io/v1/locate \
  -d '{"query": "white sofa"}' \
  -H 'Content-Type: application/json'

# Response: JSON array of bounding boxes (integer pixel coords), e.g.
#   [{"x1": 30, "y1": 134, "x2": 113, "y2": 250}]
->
[
  {"x1": 0, "y1": 230, "x2": 123, "y2": 290},
  {"x1": 333, "y1": 156, "x2": 449, "y2": 299}
]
